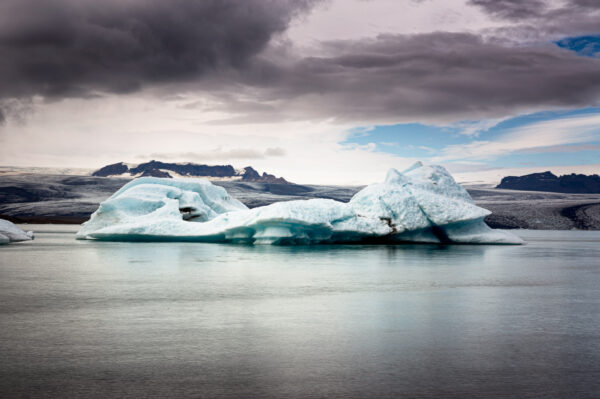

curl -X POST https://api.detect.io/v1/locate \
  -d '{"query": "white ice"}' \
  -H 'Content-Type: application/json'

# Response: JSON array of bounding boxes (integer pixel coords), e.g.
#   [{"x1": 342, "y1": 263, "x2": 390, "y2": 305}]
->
[
  {"x1": 76, "y1": 162, "x2": 524, "y2": 245},
  {"x1": 0, "y1": 219, "x2": 34, "y2": 245}
]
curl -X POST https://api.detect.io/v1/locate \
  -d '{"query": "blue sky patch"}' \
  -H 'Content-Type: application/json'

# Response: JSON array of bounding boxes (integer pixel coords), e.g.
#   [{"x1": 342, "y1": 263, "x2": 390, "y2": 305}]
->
[
  {"x1": 485, "y1": 143, "x2": 600, "y2": 168},
  {"x1": 344, "y1": 123, "x2": 468, "y2": 158},
  {"x1": 343, "y1": 108, "x2": 600, "y2": 167},
  {"x1": 555, "y1": 35, "x2": 600, "y2": 57}
]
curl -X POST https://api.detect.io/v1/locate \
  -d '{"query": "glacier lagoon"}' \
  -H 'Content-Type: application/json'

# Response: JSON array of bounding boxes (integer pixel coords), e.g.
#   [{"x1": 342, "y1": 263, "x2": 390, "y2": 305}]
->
[
  {"x1": 77, "y1": 163, "x2": 522, "y2": 245},
  {"x1": 1, "y1": 225, "x2": 600, "y2": 398},
  {"x1": 1, "y1": 165, "x2": 597, "y2": 397}
]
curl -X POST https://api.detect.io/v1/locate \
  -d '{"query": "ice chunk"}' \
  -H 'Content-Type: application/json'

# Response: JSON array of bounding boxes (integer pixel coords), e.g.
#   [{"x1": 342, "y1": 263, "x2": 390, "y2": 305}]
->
[
  {"x1": 0, "y1": 219, "x2": 34, "y2": 244},
  {"x1": 77, "y1": 165, "x2": 524, "y2": 245},
  {"x1": 77, "y1": 177, "x2": 247, "y2": 239}
]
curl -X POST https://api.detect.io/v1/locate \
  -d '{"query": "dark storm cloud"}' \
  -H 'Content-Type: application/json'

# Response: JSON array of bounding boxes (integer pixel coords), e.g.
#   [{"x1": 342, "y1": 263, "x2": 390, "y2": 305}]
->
[
  {"x1": 467, "y1": 0, "x2": 600, "y2": 45},
  {"x1": 468, "y1": 0, "x2": 547, "y2": 20},
  {"x1": 197, "y1": 0, "x2": 600, "y2": 124},
  {"x1": 468, "y1": 0, "x2": 600, "y2": 32},
  {"x1": 0, "y1": 0, "x2": 318, "y2": 100},
  {"x1": 468, "y1": 0, "x2": 600, "y2": 21},
  {"x1": 1, "y1": 0, "x2": 600, "y2": 127},
  {"x1": 206, "y1": 32, "x2": 600, "y2": 124},
  {"x1": 570, "y1": 0, "x2": 600, "y2": 9}
]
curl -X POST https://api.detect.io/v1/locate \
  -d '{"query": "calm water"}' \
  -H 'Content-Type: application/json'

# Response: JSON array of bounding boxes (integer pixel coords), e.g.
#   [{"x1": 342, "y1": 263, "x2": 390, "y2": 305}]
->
[{"x1": 1, "y1": 226, "x2": 599, "y2": 398}]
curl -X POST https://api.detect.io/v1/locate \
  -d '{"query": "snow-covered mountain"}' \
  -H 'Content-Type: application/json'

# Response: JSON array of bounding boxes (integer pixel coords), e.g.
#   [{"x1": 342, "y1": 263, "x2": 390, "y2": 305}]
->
[{"x1": 91, "y1": 161, "x2": 289, "y2": 184}]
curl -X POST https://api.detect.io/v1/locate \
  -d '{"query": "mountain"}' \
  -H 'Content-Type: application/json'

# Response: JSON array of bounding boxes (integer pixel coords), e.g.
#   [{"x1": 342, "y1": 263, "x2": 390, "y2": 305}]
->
[
  {"x1": 139, "y1": 168, "x2": 172, "y2": 178},
  {"x1": 92, "y1": 161, "x2": 289, "y2": 183},
  {"x1": 92, "y1": 162, "x2": 129, "y2": 177},
  {"x1": 240, "y1": 166, "x2": 288, "y2": 184},
  {"x1": 497, "y1": 171, "x2": 600, "y2": 193}
]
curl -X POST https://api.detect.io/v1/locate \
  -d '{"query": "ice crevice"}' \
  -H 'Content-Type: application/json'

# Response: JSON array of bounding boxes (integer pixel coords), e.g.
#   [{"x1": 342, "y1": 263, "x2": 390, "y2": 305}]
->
[{"x1": 76, "y1": 162, "x2": 524, "y2": 245}]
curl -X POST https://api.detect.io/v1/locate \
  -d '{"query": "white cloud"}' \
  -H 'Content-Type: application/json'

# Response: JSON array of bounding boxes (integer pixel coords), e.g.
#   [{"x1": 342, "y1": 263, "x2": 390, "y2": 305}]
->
[
  {"x1": 450, "y1": 117, "x2": 509, "y2": 136},
  {"x1": 434, "y1": 113, "x2": 600, "y2": 162},
  {"x1": 0, "y1": 93, "x2": 418, "y2": 185},
  {"x1": 140, "y1": 147, "x2": 286, "y2": 162},
  {"x1": 2, "y1": 93, "x2": 597, "y2": 185}
]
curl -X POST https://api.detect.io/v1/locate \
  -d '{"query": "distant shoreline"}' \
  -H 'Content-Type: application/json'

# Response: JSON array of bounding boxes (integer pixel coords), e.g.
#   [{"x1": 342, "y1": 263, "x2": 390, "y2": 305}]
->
[{"x1": 0, "y1": 215, "x2": 89, "y2": 225}]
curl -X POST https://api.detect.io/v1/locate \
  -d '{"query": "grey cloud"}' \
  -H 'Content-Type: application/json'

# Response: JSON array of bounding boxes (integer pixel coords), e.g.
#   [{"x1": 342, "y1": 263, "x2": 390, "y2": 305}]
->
[
  {"x1": 0, "y1": 0, "x2": 319, "y2": 100},
  {"x1": 264, "y1": 147, "x2": 286, "y2": 156},
  {"x1": 464, "y1": 0, "x2": 600, "y2": 57},
  {"x1": 2, "y1": 0, "x2": 600, "y2": 128},
  {"x1": 0, "y1": 98, "x2": 34, "y2": 125},
  {"x1": 142, "y1": 147, "x2": 286, "y2": 162},
  {"x1": 468, "y1": 0, "x2": 600, "y2": 38},
  {"x1": 206, "y1": 32, "x2": 600, "y2": 124},
  {"x1": 468, "y1": 0, "x2": 547, "y2": 20},
  {"x1": 570, "y1": 0, "x2": 600, "y2": 9},
  {"x1": 468, "y1": 0, "x2": 600, "y2": 21}
]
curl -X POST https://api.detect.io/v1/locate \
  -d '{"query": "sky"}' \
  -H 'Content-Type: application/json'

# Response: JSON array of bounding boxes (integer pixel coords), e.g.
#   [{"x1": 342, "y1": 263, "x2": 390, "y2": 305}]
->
[{"x1": 0, "y1": 0, "x2": 599, "y2": 184}]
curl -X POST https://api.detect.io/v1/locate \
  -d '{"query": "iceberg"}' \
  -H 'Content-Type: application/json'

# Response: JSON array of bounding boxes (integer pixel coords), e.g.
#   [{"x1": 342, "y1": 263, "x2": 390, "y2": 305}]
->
[
  {"x1": 0, "y1": 219, "x2": 34, "y2": 244},
  {"x1": 76, "y1": 162, "x2": 524, "y2": 245}
]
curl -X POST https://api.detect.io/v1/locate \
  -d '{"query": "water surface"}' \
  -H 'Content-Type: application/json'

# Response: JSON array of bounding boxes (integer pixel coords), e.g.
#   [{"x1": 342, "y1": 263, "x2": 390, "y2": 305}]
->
[{"x1": 1, "y1": 226, "x2": 599, "y2": 398}]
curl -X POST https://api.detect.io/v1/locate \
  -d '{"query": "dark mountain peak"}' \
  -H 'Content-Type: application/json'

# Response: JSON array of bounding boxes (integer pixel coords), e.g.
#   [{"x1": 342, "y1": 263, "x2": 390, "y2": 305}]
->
[
  {"x1": 259, "y1": 172, "x2": 288, "y2": 184},
  {"x1": 91, "y1": 162, "x2": 129, "y2": 177},
  {"x1": 239, "y1": 166, "x2": 288, "y2": 183},
  {"x1": 241, "y1": 166, "x2": 260, "y2": 180},
  {"x1": 536, "y1": 171, "x2": 558, "y2": 179},
  {"x1": 497, "y1": 171, "x2": 600, "y2": 193},
  {"x1": 140, "y1": 168, "x2": 172, "y2": 178}
]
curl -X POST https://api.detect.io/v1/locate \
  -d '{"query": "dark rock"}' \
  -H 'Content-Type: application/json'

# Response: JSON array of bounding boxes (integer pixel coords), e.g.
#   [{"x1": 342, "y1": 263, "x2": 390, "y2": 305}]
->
[
  {"x1": 497, "y1": 171, "x2": 600, "y2": 193},
  {"x1": 259, "y1": 172, "x2": 288, "y2": 184},
  {"x1": 139, "y1": 168, "x2": 172, "y2": 178},
  {"x1": 561, "y1": 202, "x2": 600, "y2": 230},
  {"x1": 484, "y1": 214, "x2": 529, "y2": 229},
  {"x1": 241, "y1": 166, "x2": 288, "y2": 183},
  {"x1": 241, "y1": 166, "x2": 261, "y2": 181},
  {"x1": 130, "y1": 160, "x2": 236, "y2": 178},
  {"x1": 0, "y1": 186, "x2": 45, "y2": 202},
  {"x1": 92, "y1": 162, "x2": 129, "y2": 177}
]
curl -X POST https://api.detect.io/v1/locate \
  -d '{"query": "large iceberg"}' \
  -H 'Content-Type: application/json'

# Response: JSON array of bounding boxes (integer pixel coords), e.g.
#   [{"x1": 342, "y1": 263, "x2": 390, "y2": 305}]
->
[
  {"x1": 0, "y1": 219, "x2": 34, "y2": 245},
  {"x1": 76, "y1": 162, "x2": 523, "y2": 245}
]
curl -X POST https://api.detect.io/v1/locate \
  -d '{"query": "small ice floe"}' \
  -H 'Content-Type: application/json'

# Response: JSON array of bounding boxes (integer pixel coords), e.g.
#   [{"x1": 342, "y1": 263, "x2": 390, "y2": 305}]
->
[
  {"x1": 0, "y1": 219, "x2": 34, "y2": 245},
  {"x1": 76, "y1": 162, "x2": 524, "y2": 245}
]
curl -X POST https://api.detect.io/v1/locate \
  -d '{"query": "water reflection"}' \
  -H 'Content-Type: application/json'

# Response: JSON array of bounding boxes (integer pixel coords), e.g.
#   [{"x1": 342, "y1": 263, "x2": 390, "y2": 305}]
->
[{"x1": 0, "y1": 229, "x2": 599, "y2": 398}]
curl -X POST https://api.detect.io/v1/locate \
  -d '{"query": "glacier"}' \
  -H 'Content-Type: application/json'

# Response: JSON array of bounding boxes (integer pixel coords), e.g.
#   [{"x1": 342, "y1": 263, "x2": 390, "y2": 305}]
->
[
  {"x1": 0, "y1": 219, "x2": 34, "y2": 244},
  {"x1": 76, "y1": 162, "x2": 524, "y2": 245}
]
